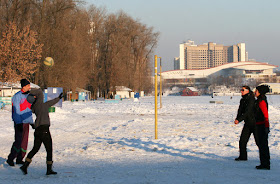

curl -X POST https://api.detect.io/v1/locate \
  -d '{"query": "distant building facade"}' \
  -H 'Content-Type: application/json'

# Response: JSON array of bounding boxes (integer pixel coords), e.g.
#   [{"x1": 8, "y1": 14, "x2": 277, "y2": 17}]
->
[
  {"x1": 177, "y1": 40, "x2": 247, "y2": 70},
  {"x1": 162, "y1": 61, "x2": 278, "y2": 87},
  {"x1": 257, "y1": 83, "x2": 280, "y2": 94}
]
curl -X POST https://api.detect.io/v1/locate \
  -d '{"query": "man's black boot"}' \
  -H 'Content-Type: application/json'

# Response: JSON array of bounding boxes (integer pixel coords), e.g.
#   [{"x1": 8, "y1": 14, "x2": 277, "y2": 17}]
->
[
  {"x1": 16, "y1": 160, "x2": 25, "y2": 165},
  {"x1": 235, "y1": 157, "x2": 247, "y2": 161},
  {"x1": 256, "y1": 165, "x2": 270, "y2": 170},
  {"x1": 6, "y1": 159, "x2": 15, "y2": 166}
]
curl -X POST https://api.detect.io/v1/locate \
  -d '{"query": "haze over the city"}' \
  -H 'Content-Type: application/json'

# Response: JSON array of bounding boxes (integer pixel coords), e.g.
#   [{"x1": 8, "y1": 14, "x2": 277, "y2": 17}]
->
[{"x1": 85, "y1": 0, "x2": 280, "y2": 71}]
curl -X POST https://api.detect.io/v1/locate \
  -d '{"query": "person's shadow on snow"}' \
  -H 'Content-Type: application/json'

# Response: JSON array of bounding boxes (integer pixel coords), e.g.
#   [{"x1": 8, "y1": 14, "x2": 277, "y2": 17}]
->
[
  {"x1": 0, "y1": 157, "x2": 7, "y2": 165},
  {"x1": 95, "y1": 137, "x2": 231, "y2": 161}
]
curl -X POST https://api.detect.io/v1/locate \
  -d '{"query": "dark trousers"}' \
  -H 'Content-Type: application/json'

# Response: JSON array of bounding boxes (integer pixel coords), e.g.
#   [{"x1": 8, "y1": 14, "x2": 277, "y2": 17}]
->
[
  {"x1": 8, "y1": 123, "x2": 29, "y2": 161},
  {"x1": 256, "y1": 124, "x2": 270, "y2": 166},
  {"x1": 239, "y1": 124, "x2": 258, "y2": 159},
  {"x1": 26, "y1": 126, "x2": 53, "y2": 162}
]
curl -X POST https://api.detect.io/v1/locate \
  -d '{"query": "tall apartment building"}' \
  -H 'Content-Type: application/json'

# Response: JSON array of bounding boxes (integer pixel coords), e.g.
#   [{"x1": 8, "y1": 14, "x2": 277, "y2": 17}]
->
[
  {"x1": 174, "y1": 57, "x2": 180, "y2": 70},
  {"x1": 177, "y1": 40, "x2": 247, "y2": 70}
]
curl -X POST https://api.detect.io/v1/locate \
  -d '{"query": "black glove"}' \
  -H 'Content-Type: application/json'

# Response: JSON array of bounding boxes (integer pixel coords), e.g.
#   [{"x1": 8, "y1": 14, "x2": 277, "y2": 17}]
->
[
  {"x1": 59, "y1": 93, "x2": 64, "y2": 99},
  {"x1": 30, "y1": 124, "x2": 35, "y2": 129},
  {"x1": 265, "y1": 127, "x2": 270, "y2": 135},
  {"x1": 27, "y1": 94, "x2": 36, "y2": 104}
]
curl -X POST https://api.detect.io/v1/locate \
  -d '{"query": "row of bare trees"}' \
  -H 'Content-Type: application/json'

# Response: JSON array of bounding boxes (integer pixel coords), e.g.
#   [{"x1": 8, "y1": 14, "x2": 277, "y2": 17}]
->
[{"x1": 0, "y1": 0, "x2": 159, "y2": 98}]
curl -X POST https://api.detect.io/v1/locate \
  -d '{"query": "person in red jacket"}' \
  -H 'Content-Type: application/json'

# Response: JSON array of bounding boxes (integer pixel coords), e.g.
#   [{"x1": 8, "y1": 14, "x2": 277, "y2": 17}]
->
[{"x1": 254, "y1": 85, "x2": 270, "y2": 170}]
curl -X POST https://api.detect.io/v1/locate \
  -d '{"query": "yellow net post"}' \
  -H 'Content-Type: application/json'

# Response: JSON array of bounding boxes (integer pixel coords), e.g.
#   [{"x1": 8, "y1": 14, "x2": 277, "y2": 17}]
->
[
  {"x1": 159, "y1": 57, "x2": 162, "y2": 109},
  {"x1": 154, "y1": 55, "x2": 158, "y2": 139}
]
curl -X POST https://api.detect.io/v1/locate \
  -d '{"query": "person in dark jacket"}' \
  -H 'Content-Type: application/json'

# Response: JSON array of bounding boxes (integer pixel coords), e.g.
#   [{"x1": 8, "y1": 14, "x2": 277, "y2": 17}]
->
[
  {"x1": 254, "y1": 85, "x2": 270, "y2": 170},
  {"x1": 7, "y1": 79, "x2": 34, "y2": 166},
  {"x1": 234, "y1": 86, "x2": 257, "y2": 161},
  {"x1": 20, "y1": 89, "x2": 63, "y2": 175}
]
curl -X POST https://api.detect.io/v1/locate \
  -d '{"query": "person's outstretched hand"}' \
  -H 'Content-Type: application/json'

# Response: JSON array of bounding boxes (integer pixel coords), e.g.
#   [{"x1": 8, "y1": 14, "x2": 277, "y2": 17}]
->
[
  {"x1": 30, "y1": 124, "x2": 35, "y2": 129},
  {"x1": 59, "y1": 93, "x2": 64, "y2": 99}
]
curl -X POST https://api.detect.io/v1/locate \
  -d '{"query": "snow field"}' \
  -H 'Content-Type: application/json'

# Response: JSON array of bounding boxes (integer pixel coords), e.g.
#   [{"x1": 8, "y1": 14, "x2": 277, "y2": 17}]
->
[{"x1": 1, "y1": 95, "x2": 280, "y2": 183}]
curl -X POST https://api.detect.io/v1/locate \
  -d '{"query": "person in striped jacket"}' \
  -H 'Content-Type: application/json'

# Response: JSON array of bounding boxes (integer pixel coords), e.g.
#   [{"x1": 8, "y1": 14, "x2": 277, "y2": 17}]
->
[{"x1": 6, "y1": 79, "x2": 34, "y2": 166}]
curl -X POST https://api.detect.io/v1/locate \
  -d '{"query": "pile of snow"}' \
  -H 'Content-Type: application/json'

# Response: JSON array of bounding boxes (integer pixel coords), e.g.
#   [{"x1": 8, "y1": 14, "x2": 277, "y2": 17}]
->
[{"x1": 0, "y1": 95, "x2": 280, "y2": 183}]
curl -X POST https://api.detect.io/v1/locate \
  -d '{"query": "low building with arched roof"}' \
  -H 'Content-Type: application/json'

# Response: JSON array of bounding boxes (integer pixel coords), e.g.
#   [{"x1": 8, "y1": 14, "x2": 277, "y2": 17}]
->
[{"x1": 161, "y1": 61, "x2": 278, "y2": 87}]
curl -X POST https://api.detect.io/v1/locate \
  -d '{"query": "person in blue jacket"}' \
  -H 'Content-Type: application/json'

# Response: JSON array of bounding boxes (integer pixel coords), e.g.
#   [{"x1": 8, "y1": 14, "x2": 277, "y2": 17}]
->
[{"x1": 6, "y1": 79, "x2": 34, "y2": 166}]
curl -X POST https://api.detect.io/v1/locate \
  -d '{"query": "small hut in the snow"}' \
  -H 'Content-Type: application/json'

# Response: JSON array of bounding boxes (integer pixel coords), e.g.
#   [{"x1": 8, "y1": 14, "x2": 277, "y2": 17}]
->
[
  {"x1": 67, "y1": 88, "x2": 91, "y2": 101},
  {"x1": 115, "y1": 86, "x2": 132, "y2": 99}
]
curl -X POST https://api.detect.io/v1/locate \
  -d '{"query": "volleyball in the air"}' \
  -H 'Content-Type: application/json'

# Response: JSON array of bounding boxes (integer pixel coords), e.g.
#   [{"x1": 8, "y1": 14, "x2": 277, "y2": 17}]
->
[{"x1": 43, "y1": 57, "x2": 54, "y2": 67}]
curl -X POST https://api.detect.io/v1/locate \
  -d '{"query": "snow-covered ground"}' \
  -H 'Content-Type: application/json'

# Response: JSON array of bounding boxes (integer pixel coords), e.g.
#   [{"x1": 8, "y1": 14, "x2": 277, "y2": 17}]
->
[{"x1": 1, "y1": 95, "x2": 280, "y2": 184}]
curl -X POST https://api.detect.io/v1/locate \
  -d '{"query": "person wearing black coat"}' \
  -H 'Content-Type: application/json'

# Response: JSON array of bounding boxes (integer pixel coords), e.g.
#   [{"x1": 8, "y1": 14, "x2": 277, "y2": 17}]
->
[
  {"x1": 234, "y1": 86, "x2": 257, "y2": 161},
  {"x1": 20, "y1": 89, "x2": 63, "y2": 175},
  {"x1": 254, "y1": 85, "x2": 270, "y2": 170}
]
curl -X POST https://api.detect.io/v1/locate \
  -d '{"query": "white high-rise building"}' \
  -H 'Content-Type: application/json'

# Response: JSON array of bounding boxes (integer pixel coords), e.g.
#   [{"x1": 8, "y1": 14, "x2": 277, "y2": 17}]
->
[{"x1": 175, "y1": 41, "x2": 247, "y2": 70}]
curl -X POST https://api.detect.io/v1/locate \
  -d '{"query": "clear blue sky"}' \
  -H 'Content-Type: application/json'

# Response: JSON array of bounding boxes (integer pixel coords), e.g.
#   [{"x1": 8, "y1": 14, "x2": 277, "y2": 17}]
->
[{"x1": 84, "y1": 0, "x2": 280, "y2": 71}]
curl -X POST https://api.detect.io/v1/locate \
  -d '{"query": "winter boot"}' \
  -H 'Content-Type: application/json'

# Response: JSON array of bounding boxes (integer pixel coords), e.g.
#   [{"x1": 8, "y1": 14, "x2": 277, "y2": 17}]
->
[
  {"x1": 20, "y1": 158, "x2": 32, "y2": 175},
  {"x1": 235, "y1": 157, "x2": 247, "y2": 161},
  {"x1": 256, "y1": 165, "x2": 270, "y2": 170},
  {"x1": 6, "y1": 159, "x2": 15, "y2": 166},
  {"x1": 16, "y1": 160, "x2": 25, "y2": 165},
  {"x1": 46, "y1": 161, "x2": 57, "y2": 175},
  {"x1": 16, "y1": 154, "x2": 23, "y2": 165}
]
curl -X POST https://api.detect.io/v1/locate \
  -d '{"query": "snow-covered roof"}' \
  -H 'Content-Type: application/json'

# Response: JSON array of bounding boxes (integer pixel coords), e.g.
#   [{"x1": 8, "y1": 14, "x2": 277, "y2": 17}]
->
[
  {"x1": 76, "y1": 87, "x2": 91, "y2": 93},
  {"x1": 162, "y1": 61, "x2": 278, "y2": 79},
  {"x1": 187, "y1": 87, "x2": 198, "y2": 92},
  {"x1": 0, "y1": 81, "x2": 40, "y2": 89},
  {"x1": 116, "y1": 86, "x2": 132, "y2": 91}
]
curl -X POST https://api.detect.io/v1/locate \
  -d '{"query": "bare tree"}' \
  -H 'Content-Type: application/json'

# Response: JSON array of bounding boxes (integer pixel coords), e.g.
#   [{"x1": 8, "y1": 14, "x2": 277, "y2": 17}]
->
[
  {"x1": 0, "y1": 22, "x2": 43, "y2": 82},
  {"x1": 0, "y1": 1, "x2": 159, "y2": 98},
  {"x1": 88, "y1": 10, "x2": 159, "y2": 98}
]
